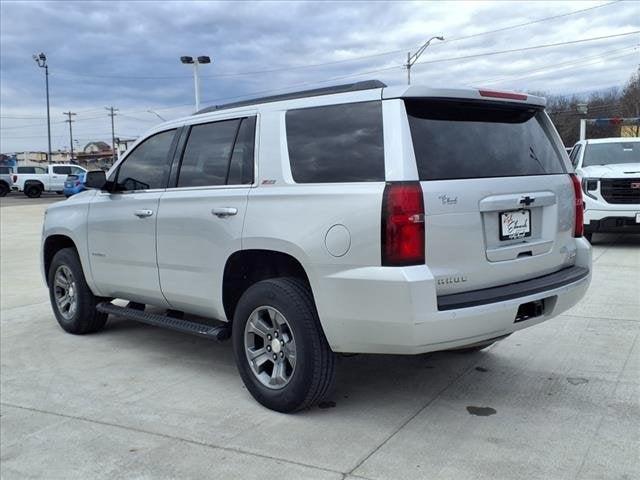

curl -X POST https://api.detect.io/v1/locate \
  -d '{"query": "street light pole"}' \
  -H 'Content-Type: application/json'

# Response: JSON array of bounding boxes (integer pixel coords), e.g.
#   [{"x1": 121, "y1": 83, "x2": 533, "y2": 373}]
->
[
  {"x1": 180, "y1": 55, "x2": 211, "y2": 113},
  {"x1": 405, "y1": 36, "x2": 445, "y2": 85},
  {"x1": 33, "y1": 53, "x2": 52, "y2": 164}
]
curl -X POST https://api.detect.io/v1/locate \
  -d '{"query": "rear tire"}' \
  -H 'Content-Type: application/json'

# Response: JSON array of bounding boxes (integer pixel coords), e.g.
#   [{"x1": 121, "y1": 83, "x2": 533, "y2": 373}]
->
[
  {"x1": 25, "y1": 184, "x2": 43, "y2": 198},
  {"x1": 0, "y1": 183, "x2": 8, "y2": 197},
  {"x1": 48, "y1": 248, "x2": 107, "y2": 334},
  {"x1": 232, "y1": 277, "x2": 335, "y2": 413}
]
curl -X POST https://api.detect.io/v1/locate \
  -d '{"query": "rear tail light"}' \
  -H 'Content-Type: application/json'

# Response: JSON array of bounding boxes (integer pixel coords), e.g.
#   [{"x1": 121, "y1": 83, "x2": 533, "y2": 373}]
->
[
  {"x1": 570, "y1": 174, "x2": 584, "y2": 237},
  {"x1": 75, "y1": 181, "x2": 81, "y2": 186},
  {"x1": 12, "y1": 175, "x2": 17, "y2": 182},
  {"x1": 381, "y1": 182, "x2": 425, "y2": 266}
]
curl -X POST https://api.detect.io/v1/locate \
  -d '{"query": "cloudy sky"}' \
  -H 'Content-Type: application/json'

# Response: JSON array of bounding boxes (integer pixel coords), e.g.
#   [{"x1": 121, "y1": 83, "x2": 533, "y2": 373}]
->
[{"x1": 1, "y1": 0, "x2": 638, "y2": 153}]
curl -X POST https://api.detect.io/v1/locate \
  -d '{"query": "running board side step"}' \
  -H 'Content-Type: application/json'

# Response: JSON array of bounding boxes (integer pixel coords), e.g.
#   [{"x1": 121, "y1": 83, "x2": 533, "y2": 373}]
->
[{"x1": 96, "y1": 302, "x2": 230, "y2": 341}]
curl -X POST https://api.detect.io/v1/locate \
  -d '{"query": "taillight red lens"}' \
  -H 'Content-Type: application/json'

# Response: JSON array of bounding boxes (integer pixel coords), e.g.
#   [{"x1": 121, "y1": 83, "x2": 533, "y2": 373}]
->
[
  {"x1": 12, "y1": 175, "x2": 17, "y2": 182},
  {"x1": 570, "y1": 174, "x2": 584, "y2": 237},
  {"x1": 382, "y1": 182, "x2": 425, "y2": 266}
]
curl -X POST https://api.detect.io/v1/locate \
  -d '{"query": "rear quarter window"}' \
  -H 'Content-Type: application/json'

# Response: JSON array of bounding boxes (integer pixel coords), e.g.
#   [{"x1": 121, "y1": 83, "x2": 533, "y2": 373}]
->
[
  {"x1": 286, "y1": 101, "x2": 385, "y2": 183},
  {"x1": 406, "y1": 100, "x2": 566, "y2": 180}
]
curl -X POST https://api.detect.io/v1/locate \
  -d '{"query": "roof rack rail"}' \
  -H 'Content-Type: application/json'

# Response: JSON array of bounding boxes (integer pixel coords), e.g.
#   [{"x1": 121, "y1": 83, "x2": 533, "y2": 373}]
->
[{"x1": 195, "y1": 79, "x2": 386, "y2": 115}]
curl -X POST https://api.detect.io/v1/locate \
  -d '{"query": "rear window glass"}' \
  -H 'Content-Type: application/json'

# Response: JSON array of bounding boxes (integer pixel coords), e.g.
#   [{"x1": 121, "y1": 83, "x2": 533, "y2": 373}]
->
[
  {"x1": 406, "y1": 100, "x2": 565, "y2": 180},
  {"x1": 286, "y1": 101, "x2": 385, "y2": 183},
  {"x1": 583, "y1": 142, "x2": 640, "y2": 166}
]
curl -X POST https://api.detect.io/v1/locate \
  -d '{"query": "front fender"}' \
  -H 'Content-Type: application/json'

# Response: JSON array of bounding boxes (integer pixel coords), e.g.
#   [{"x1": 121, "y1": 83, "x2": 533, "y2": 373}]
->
[{"x1": 42, "y1": 191, "x2": 102, "y2": 295}]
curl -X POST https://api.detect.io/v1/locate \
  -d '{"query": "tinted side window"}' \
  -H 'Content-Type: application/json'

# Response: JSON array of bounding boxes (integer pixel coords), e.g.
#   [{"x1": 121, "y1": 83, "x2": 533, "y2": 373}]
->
[
  {"x1": 178, "y1": 118, "x2": 250, "y2": 188},
  {"x1": 286, "y1": 101, "x2": 385, "y2": 183},
  {"x1": 18, "y1": 167, "x2": 35, "y2": 174},
  {"x1": 53, "y1": 166, "x2": 72, "y2": 175},
  {"x1": 116, "y1": 130, "x2": 176, "y2": 191},
  {"x1": 0, "y1": 167, "x2": 11, "y2": 174},
  {"x1": 227, "y1": 117, "x2": 256, "y2": 185}
]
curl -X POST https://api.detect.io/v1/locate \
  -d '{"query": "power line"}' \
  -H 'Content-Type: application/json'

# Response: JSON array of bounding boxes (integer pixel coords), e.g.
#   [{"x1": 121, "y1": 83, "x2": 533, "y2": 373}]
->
[
  {"x1": 413, "y1": 31, "x2": 640, "y2": 68},
  {"x1": 0, "y1": 113, "x2": 123, "y2": 130},
  {"x1": 441, "y1": 0, "x2": 622, "y2": 46},
  {"x1": 47, "y1": 1, "x2": 622, "y2": 81},
  {"x1": 472, "y1": 44, "x2": 639, "y2": 85}
]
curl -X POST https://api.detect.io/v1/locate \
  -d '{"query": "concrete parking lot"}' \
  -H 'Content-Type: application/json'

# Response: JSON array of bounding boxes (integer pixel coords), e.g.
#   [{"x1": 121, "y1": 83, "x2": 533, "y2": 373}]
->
[{"x1": 1, "y1": 198, "x2": 638, "y2": 480}]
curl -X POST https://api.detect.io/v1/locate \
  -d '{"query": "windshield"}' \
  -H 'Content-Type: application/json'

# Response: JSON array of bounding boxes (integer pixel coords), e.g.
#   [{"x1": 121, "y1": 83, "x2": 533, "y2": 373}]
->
[
  {"x1": 583, "y1": 142, "x2": 640, "y2": 167},
  {"x1": 405, "y1": 99, "x2": 565, "y2": 180}
]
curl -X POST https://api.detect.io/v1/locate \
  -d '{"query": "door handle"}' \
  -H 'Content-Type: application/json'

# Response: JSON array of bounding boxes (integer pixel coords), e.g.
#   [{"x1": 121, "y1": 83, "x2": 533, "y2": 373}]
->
[
  {"x1": 211, "y1": 207, "x2": 238, "y2": 217},
  {"x1": 134, "y1": 209, "x2": 154, "y2": 218}
]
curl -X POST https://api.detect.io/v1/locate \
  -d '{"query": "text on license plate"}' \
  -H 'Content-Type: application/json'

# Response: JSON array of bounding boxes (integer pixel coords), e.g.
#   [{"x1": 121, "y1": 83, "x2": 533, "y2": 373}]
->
[{"x1": 500, "y1": 209, "x2": 531, "y2": 240}]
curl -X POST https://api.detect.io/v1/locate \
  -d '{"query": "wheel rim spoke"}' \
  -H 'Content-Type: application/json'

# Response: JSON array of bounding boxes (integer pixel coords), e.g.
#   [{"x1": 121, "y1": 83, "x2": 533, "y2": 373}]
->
[
  {"x1": 269, "y1": 308, "x2": 284, "y2": 328},
  {"x1": 55, "y1": 271, "x2": 68, "y2": 288},
  {"x1": 269, "y1": 360, "x2": 287, "y2": 387},
  {"x1": 247, "y1": 315, "x2": 270, "y2": 339}
]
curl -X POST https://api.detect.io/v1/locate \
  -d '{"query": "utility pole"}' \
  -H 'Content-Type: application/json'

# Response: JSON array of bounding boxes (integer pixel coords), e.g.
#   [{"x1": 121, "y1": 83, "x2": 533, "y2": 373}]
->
[
  {"x1": 33, "y1": 53, "x2": 52, "y2": 163},
  {"x1": 106, "y1": 106, "x2": 118, "y2": 163},
  {"x1": 63, "y1": 111, "x2": 76, "y2": 162},
  {"x1": 405, "y1": 36, "x2": 444, "y2": 85}
]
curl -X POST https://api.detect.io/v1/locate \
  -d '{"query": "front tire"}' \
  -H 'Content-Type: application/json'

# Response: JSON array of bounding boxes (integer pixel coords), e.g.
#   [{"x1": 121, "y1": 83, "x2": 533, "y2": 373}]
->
[
  {"x1": 0, "y1": 183, "x2": 9, "y2": 197},
  {"x1": 48, "y1": 248, "x2": 107, "y2": 334},
  {"x1": 232, "y1": 277, "x2": 335, "y2": 413}
]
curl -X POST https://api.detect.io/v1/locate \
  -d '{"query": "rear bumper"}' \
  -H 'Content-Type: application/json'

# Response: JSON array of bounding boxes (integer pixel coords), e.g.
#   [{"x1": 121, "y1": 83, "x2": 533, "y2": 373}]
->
[
  {"x1": 437, "y1": 266, "x2": 588, "y2": 310},
  {"x1": 314, "y1": 238, "x2": 591, "y2": 354}
]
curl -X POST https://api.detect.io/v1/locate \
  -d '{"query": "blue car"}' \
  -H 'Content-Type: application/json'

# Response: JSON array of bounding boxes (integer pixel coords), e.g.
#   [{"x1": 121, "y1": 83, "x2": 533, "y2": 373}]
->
[{"x1": 63, "y1": 172, "x2": 86, "y2": 197}]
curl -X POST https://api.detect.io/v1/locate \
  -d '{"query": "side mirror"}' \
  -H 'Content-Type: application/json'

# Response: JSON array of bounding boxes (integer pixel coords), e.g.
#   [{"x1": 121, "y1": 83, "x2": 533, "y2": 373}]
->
[{"x1": 84, "y1": 170, "x2": 108, "y2": 190}]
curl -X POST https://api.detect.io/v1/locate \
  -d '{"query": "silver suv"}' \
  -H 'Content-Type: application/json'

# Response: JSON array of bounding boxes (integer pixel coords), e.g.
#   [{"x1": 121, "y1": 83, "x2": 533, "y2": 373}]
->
[{"x1": 42, "y1": 80, "x2": 592, "y2": 412}]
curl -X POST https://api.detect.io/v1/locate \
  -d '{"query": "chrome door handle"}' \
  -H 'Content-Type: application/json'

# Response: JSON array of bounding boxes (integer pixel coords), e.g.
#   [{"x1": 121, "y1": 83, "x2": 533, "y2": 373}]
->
[
  {"x1": 211, "y1": 207, "x2": 238, "y2": 217},
  {"x1": 134, "y1": 209, "x2": 154, "y2": 218}
]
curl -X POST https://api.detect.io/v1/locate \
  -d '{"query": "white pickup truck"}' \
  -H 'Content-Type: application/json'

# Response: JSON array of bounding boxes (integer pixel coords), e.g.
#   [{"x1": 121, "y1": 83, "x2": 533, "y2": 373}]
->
[
  {"x1": 12, "y1": 164, "x2": 87, "y2": 198},
  {"x1": 570, "y1": 137, "x2": 640, "y2": 242}
]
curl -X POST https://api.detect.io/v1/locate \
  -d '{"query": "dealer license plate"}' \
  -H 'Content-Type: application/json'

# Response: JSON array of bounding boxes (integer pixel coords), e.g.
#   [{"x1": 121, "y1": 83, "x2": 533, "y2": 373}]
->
[{"x1": 500, "y1": 209, "x2": 531, "y2": 240}]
